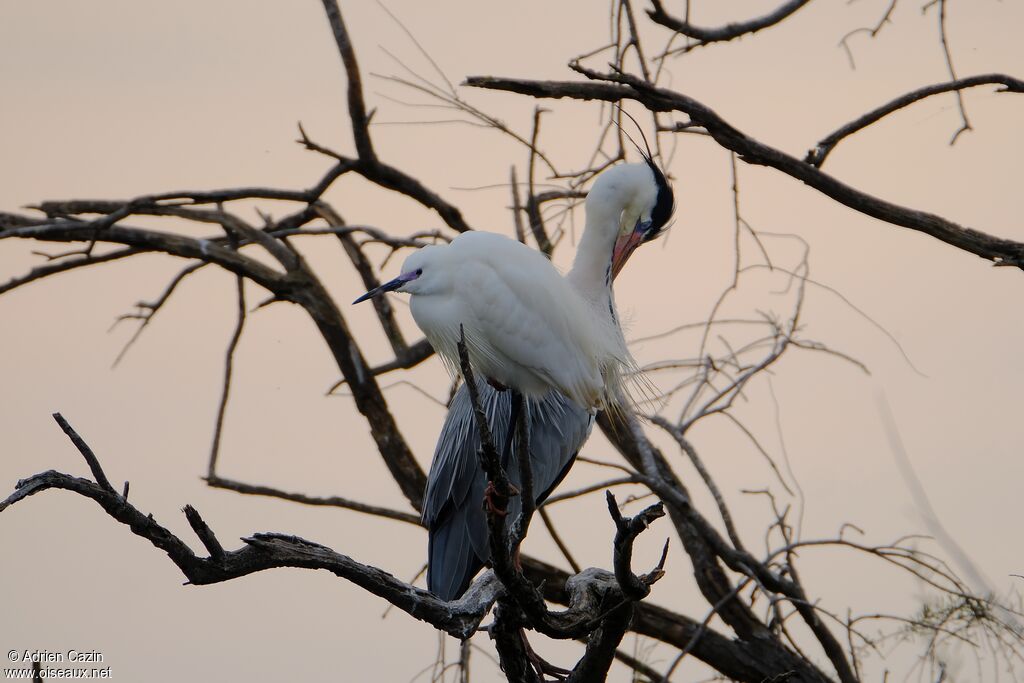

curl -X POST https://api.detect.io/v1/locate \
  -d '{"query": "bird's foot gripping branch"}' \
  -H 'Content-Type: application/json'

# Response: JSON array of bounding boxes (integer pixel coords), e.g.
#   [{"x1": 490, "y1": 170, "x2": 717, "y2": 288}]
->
[{"x1": 3, "y1": 412, "x2": 668, "y2": 682}]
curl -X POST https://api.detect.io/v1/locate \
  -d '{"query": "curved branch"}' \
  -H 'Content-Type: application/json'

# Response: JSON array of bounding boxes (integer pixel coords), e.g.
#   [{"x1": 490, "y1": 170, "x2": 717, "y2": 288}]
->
[
  {"x1": 318, "y1": 1, "x2": 471, "y2": 233},
  {"x1": 0, "y1": 415, "x2": 479, "y2": 638},
  {"x1": 315, "y1": 203, "x2": 412, "y2": 360},
  {"x1": 0, "y1": 246, "x2": 142, "y2": 296},
  {"x1": 287, "y1": 263, "x2": 428, "y2": 509},
  {"x1": 2, "y1": 469, "x2": 495, "y2": 639},
  {"x1": 321, "y1": 0, "x2": 376, "y2": 162},
  {"x1": 27, "y1": 158, "x2": 356, "y2": 211},
  {"x1": 2, "y1": 458, "x2": 828, "y2": 682},
  {"x1": 648, "y1": 0, "x2": 814, "y2": 50},
  {"x1": 0, "y1": 221, "x2": 287, "y2": 291},
  {"x1": 353, "y1": 157, "x2": 473, "y2": 234},
  {"x1": 205, "y1": 475, "x2": 421, "y2": 525},
  {"x1": 528, "y1": 557, "x2": 757, "y2": 680},
  {"x1": 807, "y1": 74, "x2": 1024, "y2": 167},
  {"x1": 606, "y1": 491, "x2": 668, "y2": 600},
  {"x1": 0, "y1": 216, "x2": 429, "y2": 510},
  {"x1": 326, "y1": 339, "x2": 435, "y2": 394},
  {"x1": 3, "y1": 414, "x2": 798, "y2": 683},
  {"x1": 594, "y1": 412, "x2": 839, "y2": 682},
  {"x1": 464, "y1": 71, "x2": 1024, "y2": 269}
]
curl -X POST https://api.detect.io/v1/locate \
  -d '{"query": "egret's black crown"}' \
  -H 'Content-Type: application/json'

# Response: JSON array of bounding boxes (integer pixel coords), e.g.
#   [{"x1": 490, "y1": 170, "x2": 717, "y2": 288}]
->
[{"x1": 643, "y1": 157, "x2": 675, "y2": 243}]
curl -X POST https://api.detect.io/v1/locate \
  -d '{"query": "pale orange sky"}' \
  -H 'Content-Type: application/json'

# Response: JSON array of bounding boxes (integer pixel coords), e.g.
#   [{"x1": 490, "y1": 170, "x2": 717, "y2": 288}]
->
[{"x1": 1, "y1": 2, "x2": 1022, "y2": 681}]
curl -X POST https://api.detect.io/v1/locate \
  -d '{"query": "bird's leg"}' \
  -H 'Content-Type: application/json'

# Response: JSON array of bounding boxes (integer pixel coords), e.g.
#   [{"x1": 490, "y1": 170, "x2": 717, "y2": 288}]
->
[
  {"x1": 520, "y1": 630, "x2": 570, "y2": 681},
  {"x1": 484, "y1": 388, "x2": 525, "y2": 518},
  {"x1": 509, "y1": 388, "x2": 537, "y2": 553},
  {"x1": 502, "y1": 389, "x2": 522, "y2": 465},
  {"x1": 482, "y1": 480, "x2": 518, "y2": 517}
]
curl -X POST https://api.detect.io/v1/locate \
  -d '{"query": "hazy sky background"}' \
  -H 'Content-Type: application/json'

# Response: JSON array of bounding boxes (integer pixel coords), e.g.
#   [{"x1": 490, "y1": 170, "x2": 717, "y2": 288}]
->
[{"x1": 2, "y1": 1, "x2": 1022, "y2": 681}]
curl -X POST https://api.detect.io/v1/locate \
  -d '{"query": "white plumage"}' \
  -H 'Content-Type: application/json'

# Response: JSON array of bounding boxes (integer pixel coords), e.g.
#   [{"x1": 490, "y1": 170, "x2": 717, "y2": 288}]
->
[
  {"x1": 400, "y1": 231, "x2": 631, "y2": 410},
  {"x1": 354, "y1": 161, "x2": 674, "y2": 413},
  {"x1": 356, "y1": 160, "x2": 676, "y2": 601}
]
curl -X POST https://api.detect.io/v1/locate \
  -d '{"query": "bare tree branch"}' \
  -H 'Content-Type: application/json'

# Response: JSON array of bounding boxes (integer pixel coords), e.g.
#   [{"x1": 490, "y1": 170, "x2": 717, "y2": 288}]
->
[
  {"x1": 2, "y1": 418, "x2": 492, "y2": 638},
  {"x1": 205, "y1": 475, "x2": 421, "y2": 525},
  {"x1": 524, "y1": 107, "x2": 554, "y2": 256},
  {"x1": 0, "y1": 216, "x2": 429, "y2": 508},
  {"x1": 326, "y1": 339, "x2": 435, "y2": 394},
  {"x1": 839, "y1": 0, "x2": 899, "y2": 69},
  {"x1": 320, "y1": 0, "x2": 376, "y2": 162},
  {"x1": 538, "y1": 507, "x2": 583, "y2": 574},
  {"x1": 51, "y1": 413, "x2": 116, "y2": 494},
  {"x1": 648, "y1": 0, "x2": 814, "y2": 54},
  {"x1": 207, "y1": 275, "x2": 246, "y2": 478},
  {"x1": 5, "y1": 6, "x2": 1021, "y2": 682},
  {"x1": 806, "y1": 74, "x2": 1022, "y2": 167},
  {"x1": 606, "y1": 491, "x2": 668, "y2": 600},
  {"x1": 925, "y1": 0, "x2": 972, "y2": 144},
  {"x1": 464, "y1": 70, "x2": 1024, "y2": 268},
  {"x1": 318, "y1": 0, "x2": 471, "y2": 233},
  {"x1": 111, "y1": 261, "x2": 207, "y2": 367},
  {"x1": 316, "y1": 203, "x2": 411, "y2": 358},
  {"x1": 0, "y1": 246, "x2": 142, "y2": 296}
]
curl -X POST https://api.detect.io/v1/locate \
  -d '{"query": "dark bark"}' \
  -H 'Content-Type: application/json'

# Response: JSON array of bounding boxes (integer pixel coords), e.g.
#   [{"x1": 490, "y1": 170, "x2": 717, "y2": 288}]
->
[{"x1": 465, "y1": 71, "x2": 1024, "y2": 269}]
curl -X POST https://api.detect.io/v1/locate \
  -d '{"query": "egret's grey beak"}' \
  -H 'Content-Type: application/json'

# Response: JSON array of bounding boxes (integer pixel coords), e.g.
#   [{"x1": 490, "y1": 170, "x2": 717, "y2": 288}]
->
[
  {"x1": 352, "y1": 272, "x2": 415, "y2": 304},
  {"x1": 611, "y1": 219, "x2": 651, "y2": 279}
]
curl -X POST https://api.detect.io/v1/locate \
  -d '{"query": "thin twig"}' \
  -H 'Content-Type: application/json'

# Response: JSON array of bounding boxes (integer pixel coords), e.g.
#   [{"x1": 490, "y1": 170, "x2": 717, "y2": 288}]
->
[
  {"x1": 207, "y1": 276, "x2": 247, "y2": 479},
  {"x1": 51, "y1": 413, "x2": 115, "y2": 494}
]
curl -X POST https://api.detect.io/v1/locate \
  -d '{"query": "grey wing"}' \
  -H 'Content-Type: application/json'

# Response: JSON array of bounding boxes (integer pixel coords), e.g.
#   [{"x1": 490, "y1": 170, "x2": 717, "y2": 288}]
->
[
  {"x1": 423, "y1": 380, "x2": 510, "y2": 601},
  {"x1": 510, "y1": 389, "x2": 594, "y2": 511},
  {"x1": 423, "y1": 379, "x2": 593, "y2": 601}
]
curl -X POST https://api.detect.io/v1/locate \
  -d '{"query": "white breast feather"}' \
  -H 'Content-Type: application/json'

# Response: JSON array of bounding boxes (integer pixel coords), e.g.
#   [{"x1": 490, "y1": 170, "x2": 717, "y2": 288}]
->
[{"x1": 409, "y1": 231, "x2": 636, "y2": 411}]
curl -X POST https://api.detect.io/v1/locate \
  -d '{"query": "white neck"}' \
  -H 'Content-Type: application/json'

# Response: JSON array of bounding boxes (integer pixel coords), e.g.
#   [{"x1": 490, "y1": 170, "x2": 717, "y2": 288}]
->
[
  {"x1": 566, "y1": 163, "x2": 655, "y2": 310},
  {"x1": 566, "y1": 195, "x2": 619, "y2": 304}
]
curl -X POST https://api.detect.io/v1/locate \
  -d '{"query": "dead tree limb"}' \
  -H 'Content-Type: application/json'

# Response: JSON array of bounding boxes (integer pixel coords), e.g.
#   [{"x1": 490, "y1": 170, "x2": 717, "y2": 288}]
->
[
  {"x1": 1, "y1": 413, "x2": 722, "y2": 681},
  {"x1": 319, "y1": 0, "x2": 471, "y2": 233},
  {"x1": 464, "y1": 70, "x2": 1024, "y2": 269},
  {"x1": 806, "y1": 74, "x2": 1024, "y2": 167},
  {"x1": 648, "y1": 0, "x2": 814, "y2": 52}
]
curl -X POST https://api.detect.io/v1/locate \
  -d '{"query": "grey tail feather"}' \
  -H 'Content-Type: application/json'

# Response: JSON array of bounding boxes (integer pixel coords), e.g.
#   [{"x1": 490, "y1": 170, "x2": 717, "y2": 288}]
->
[{"x1": 427, "y1": 510, "x2": 487, "y2": 601}]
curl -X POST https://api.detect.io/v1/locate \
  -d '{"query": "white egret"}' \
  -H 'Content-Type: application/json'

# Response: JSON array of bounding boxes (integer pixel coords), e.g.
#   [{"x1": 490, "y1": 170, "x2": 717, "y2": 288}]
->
[
  {"x1": 359, "y1": 230, "x2": 630, "y2": 410},
  {"x1": 355, "y1": 160, "x2": 674, "y2": 600}
]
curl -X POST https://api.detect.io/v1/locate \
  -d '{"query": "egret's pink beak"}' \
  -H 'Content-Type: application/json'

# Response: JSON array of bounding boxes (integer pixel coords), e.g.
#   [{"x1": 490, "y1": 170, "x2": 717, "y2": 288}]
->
[{"x1": 611, "y1": 223, "x2": 648, "y2": 280}]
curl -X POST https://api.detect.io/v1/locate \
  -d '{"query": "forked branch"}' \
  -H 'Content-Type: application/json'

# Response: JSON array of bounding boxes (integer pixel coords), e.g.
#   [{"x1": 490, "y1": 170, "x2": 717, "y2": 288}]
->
[
  {"x1": 464, "y1": 70, "x2": 1024, "y2": 269},
  {"x1": 4, "y1": 412, "x2": 690, "y2": 682},
  {"x1": 648, "y1": 0, "x2": 814, "y2": 54}
]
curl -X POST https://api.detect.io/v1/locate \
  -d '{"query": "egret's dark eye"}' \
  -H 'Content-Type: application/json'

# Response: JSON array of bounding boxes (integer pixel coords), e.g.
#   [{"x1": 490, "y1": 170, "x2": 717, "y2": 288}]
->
[{"x1": 415, "y1": 268, "x2": 423, "y2": 276}]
